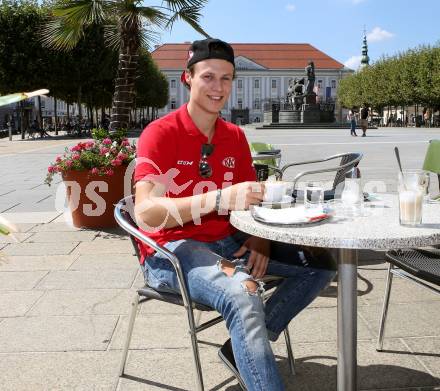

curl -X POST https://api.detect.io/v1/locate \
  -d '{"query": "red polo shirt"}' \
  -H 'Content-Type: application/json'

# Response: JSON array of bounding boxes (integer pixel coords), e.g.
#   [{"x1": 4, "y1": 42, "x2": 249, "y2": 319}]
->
[{"x1": 134, "y1": 104, "x2": 256, "y2": 263}]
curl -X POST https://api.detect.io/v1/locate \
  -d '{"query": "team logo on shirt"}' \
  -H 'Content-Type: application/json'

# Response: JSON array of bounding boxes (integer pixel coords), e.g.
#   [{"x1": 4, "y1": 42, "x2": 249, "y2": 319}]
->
[{"x1": 222, "y1": 157, "x2": 235, "y2": 168}]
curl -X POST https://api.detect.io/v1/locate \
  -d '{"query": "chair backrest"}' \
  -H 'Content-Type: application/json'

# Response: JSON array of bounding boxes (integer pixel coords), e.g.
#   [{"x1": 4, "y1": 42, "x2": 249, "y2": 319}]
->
[
  {"x1": 422, "y1": 140, "x2": 440, "y2": 193},
  {"x1": 249, "y1": 142, "x2": 279, "y2": 167},
  {"x1": 331, "y1": 152, "x2": 363, "y2": 191}
]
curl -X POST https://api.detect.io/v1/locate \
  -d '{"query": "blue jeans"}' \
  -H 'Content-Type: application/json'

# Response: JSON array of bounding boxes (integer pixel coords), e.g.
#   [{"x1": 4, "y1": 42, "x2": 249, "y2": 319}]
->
[{"x1": 143, "y1": 231, "x2": 336, "y2": 391}]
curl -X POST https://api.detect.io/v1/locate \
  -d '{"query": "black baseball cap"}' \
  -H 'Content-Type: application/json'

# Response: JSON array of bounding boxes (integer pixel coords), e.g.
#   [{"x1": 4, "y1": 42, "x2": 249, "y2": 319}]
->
[{"x1": 181, "y1": 38, "x2": 235, "y2": 86}]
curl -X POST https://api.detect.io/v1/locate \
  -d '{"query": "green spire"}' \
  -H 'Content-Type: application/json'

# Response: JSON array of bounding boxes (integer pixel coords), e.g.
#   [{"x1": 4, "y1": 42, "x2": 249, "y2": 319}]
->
[{"x1": 360, "y1": 28, "x2": 370, "y2": 68}]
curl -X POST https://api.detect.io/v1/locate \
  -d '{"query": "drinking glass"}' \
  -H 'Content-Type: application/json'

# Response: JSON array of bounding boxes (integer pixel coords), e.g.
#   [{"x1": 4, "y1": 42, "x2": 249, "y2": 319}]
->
[
  {"x1": 398, "y1": 170, "x2": 425, "y2": 226},
  {"x1": 304, "y1": 183, "x2": 324, "y2": 209}
]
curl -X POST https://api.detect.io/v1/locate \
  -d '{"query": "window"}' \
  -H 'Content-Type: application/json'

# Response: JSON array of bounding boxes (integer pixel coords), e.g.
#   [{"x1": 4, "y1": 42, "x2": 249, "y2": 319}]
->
[
  {"x1": 254, "y1": 79, "x2": 260, "y2": 89},
  {"x1": 317, "y1": 80, "x2": 323, "y2": 89},
  {"x1": 170, "y1": 79, "x2": 176, "y2": 89},
  {"x1": 238, "y1": 98, "x2": 243, "y2": 109},
  {"x1": 331, "y1": 79, "x2": 337, "y2": 89},
  {"x1": 254, "y1": 117, "x2": 260, "y2": 123},
  {"x1": 253, "y1": 98, "x2": 260, "y2": 110},
  {"x1": 170, "y1": 99, "x2": 176, "y2": 110},
  {"x1": 271, "y1": 79, "x2": 277, "y2": 89},
  {"x1": 237, "y1": 79, "x2": 243, "y2": 89}
]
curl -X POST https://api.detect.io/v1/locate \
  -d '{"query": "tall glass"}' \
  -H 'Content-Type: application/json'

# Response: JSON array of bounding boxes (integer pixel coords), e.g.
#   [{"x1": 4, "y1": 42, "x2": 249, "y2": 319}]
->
[{"x1": 398, "y1": 170, "x2": 425, "y2": 226}]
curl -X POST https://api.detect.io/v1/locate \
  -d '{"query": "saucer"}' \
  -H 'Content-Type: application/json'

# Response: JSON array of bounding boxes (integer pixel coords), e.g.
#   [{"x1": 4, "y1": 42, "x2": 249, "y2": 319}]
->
[{"x1": 260, "y1": 195, "x2": 294, "y2": 209}]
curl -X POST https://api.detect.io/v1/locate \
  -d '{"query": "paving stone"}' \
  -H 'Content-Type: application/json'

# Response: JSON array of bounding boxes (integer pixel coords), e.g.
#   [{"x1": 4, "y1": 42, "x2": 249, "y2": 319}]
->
[
  {"x1": 109, "y1": 313, "x2": 229, "y2": 351},
  {"x1": 0, "y1": 315, "x2": 118, "y2": 352},
  {"x1": 0, "y1": 351, "x2": 120, "y2": 391},
  {"x1": 359, "y1": 276, "x2": 440, "y2": 306},
  {"x1": 117, "y1": 347, "x2": 240, "y2": 391},
  {"x1": 69, "y1": 253, "x2": 139, "y2": 270},
  {"x1": 0, "y1": 271, "x2": 48, "y2": 290},
  {"x1": 24, "y1": 231, "x2": 99, "y2": 243},
  {"x1": 2, "y1": 241, "x2": 79, "y2": 256},
  {"x1": 30, "y1": 222, "x2": 85, "y2": 232},
  {"x1": 0, "y1": 291, "x2": 44, "y2": 317},
  {"x1": 360, "y1": 302, "x2": 440, "y2": 339},
  {"x1": 284, "y1": 306, "x2": 374, "y2": 344},
  {"x1": 0, "y1": 254, "x2": 77, "y2": 271},
  {"x1": 402, "y1": 337, "x2": 440, "y2": 379},
  {"x1": 72, "y1": 238, "x2": 135, "y2": 255},
  {"x1": 0, "y1": 211, "x2": 61, "y2": 224},
  {"x1": 28, "y1": 289, "x2": 135, "y2": 316},
  {"x1": 0, "y1": 232, "x2": 33, "y2": 243},
  {"x1": 36, "y1": 269, "x2": 137, "y2": 290}
]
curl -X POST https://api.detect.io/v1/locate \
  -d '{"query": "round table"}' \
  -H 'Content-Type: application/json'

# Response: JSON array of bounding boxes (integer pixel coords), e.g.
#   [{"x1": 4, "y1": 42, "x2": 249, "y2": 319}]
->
[{"x1": 230, "y1": 195, "x2": 440, "y2": 391}]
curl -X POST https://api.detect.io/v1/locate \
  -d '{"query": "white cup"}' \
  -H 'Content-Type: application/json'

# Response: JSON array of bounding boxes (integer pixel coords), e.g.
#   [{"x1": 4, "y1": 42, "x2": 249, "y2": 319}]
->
[{"x1": 264, "y1": 181, "x2": 291, "y2": 203}]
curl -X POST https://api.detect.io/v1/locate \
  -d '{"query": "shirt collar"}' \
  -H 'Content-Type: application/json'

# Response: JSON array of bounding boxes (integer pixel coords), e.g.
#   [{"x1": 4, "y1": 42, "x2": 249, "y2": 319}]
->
[{"x1": 179, "y1": 103, "x2": 229, "y2": 142}]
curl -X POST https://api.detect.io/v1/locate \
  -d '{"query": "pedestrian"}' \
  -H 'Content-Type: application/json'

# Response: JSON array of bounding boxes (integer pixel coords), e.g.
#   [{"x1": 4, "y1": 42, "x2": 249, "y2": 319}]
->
[
  {"x1": 348, "y1": 108, "x2": 357, "y2": 136},
  {"x1": 134, "y1": 38, "x2": 336, "y2": 390},
  {"x1": 424, "y1": 108, "x2": 431, "y2": 128},
  {"x1": 360, "y1": 104, "x2": 369, "y2": 137}
]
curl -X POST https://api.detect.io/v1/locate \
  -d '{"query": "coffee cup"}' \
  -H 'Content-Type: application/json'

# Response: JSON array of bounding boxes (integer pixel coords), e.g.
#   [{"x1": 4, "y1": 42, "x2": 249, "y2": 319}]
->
[{"x1": 263, "y1": 181, "x2": 292, "y2": 203}]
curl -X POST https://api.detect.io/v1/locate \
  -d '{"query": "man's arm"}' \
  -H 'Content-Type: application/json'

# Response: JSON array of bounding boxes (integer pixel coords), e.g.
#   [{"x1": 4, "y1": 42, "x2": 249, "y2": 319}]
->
[{"x1": 135, "y1": 180, "x2": 264, "y2": 230}]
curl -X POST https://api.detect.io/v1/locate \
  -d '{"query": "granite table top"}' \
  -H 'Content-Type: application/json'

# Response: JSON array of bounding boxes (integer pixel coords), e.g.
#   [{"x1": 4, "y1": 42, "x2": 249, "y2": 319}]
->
[{"x1": 230, "y1": 194, "x2": 440, "y2": 250}]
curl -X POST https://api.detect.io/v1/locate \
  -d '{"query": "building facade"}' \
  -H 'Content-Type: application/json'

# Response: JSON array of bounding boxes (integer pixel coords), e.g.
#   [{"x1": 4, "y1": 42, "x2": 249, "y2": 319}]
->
[{"x1": 151, "y1": 43, "x2": 354, "y2": 123}]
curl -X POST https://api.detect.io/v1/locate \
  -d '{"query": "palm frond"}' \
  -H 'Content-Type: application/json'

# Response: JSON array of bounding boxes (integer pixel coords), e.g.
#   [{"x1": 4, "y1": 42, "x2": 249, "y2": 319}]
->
[
  {"x1": 103, "y1": 23, "x2": 121, "y2": 51},
  {"x1": 165, "y1": 6, "x2": 209, "y2": 38},
  {"x1": 163, "y1": 0, "x2": 208, "y2": 12},
  {"x1": 139, "y1": 28, "x2": 161, "y2": 51},
  {"x1": 40, "y1": 17, "x2": 85, "y2": 50},
  {"x1": 138, "y1": 6, "x2": 168, "y2": 30},
  {"x1": 53, "y1": 0, "x2": 107, "y2": 25}
]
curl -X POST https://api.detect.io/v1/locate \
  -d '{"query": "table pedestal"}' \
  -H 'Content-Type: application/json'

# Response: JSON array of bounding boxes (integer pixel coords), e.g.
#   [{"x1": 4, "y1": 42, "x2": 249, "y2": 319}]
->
[{"x1": 337, "y1": 248, "x2": 358, "y2": 391}]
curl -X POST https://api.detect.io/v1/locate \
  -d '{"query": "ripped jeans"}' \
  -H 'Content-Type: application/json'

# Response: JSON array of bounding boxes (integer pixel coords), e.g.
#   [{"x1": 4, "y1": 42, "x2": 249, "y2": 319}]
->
[{"x1": 142, "y1": 231, "x2": 336, "y2": 391}]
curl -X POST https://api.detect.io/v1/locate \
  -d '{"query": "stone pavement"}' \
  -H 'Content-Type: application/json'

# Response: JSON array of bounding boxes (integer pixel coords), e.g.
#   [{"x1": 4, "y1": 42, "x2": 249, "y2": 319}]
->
[{"x1": 0, "y1": 129, "x2": 439, "y2": 390}]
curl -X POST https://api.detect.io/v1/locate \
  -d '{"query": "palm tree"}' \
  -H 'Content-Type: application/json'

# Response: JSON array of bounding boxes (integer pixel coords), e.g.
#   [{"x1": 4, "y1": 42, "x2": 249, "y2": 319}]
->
[{"x1": 41, "y1": 0, "x2": 209, "y2": 131}]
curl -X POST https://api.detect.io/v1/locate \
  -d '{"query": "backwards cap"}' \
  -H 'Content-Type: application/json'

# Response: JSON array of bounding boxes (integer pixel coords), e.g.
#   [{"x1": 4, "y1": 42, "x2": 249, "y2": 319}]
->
[{"x1": 181, "y1": 38, "x2": 235, "y2": 86}]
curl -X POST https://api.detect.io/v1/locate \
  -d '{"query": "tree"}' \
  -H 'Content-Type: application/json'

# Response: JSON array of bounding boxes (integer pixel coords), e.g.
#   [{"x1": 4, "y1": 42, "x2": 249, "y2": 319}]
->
[{"x1": 41, "y1": 0, "x2": 209, "y2": 131}]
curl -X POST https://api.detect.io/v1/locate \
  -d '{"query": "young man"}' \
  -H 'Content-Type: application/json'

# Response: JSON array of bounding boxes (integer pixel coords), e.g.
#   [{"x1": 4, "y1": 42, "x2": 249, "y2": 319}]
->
[
  {"x1": 360, "y1": 104, "x2": 369, "y2": 137},
  {"x1": 134, "y1": 38, "x2": 336, "y2": 390}
]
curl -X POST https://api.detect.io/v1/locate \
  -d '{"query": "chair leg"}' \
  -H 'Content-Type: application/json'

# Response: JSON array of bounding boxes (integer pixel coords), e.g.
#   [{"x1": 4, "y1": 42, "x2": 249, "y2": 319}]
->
[
  {"x1": 376, "y1": 263, "x2": 394, "y2": 351},
  {"x1": 283, "y1": 327, "x2": 296, "y2": 375},
  {"x1": 185, "y1": 307, "x2": 205, "y2": 391},
  {"x1": 194, "y1": 310, "x2": 202, "y2": 327},
  {"x1": 119, "y1": 294, "x2": 140, "y2": 376}
]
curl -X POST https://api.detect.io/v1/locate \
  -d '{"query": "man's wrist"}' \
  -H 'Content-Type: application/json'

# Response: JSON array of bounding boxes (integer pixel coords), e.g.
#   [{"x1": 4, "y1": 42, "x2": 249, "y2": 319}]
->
[{"x1": 215, "y1": 189, "x2": 228, "y2": 215}]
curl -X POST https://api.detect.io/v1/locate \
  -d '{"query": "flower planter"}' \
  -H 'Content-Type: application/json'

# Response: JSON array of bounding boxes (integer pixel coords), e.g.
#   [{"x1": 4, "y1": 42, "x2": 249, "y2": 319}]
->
[{"x1": 62, "y1": 165, "x2": 130, "y2": 228}]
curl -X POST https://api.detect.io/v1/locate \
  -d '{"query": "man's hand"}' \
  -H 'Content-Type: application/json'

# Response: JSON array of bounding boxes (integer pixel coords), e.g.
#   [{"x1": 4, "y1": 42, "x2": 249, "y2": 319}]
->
[
  {"x1": 233, "y1": 236, "x2": 271, "y2": 279},
  {"x1": 221, "y1": 182, "x2": 264, "y2": 211}
]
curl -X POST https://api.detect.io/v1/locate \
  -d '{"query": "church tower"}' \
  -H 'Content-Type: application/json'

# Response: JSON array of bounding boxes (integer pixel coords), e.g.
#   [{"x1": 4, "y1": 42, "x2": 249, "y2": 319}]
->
[{"x1": 360, "y1": 29, "x2": 370, "y2": 68}]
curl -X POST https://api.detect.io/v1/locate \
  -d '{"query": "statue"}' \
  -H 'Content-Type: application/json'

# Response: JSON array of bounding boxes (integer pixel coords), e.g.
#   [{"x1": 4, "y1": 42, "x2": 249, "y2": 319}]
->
[
  {"x1": 305, "y1": 60, "x2": 315, "y2": 95},
  {"x1": 287, "y1": 77, "x2": 305, "y2": 110}
]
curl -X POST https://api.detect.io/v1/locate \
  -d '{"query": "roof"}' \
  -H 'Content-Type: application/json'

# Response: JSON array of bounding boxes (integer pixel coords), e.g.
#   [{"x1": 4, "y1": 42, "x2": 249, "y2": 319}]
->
[{"x1": 151, "y1": 43, "x2": 345, "y2": 70}]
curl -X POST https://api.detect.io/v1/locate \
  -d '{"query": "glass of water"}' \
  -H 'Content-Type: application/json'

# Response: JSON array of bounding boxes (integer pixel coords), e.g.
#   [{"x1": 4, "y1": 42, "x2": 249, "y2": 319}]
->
[{"x1": 304, "y1": 183, "x2": 324, "y2": 209}]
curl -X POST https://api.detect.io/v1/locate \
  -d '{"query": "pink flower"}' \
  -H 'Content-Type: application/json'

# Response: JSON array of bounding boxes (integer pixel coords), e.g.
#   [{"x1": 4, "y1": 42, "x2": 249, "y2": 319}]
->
[
  {"x1": 70, "y1": 145, "x2": 81, "y2": 152},
  {"x1": 117, "y1": 152, "x2": 128, "y2": 161},
  {"x1": 99, "y1": 147, "x2": 109, "y2": 155},
  {"x1": 55, "y1": 156, "x2": 62, "y2": 163},
  {"x1": 85, "y1": 141, "x2": 95, "y2": 149},
  {"x1": 106, "y1": 168, "x2": 114, "y2": 176},
  {"x1": 102, "y1": 138, "x2": 112, "y2": 145},
  {"x1": 48, "y1": 166, "x2": 55, "y2": 173},
  {"x1": 121, "y1": 139, "x2": 130, "y2": 146},
  {"x1": 65, "y1": 160, "x2": 73, "y2": 168},
  {"x1": 91, "y1": 167, "x2": 99, "y2": 175},
  {"x1": 111, "y1": 159, "x2": 122, "y2": 167},
  {"x1": 72, "y1": 154, "x2": 80, "y2": 161}
]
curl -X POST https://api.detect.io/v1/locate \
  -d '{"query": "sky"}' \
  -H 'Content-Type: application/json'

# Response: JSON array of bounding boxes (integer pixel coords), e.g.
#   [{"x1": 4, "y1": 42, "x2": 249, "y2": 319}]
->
[{"x1": 150, "y1": 0, "x2": 440, "y2": 70}]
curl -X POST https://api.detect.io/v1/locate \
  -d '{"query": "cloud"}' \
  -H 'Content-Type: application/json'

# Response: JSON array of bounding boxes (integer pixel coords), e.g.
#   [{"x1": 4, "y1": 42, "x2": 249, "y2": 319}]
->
[
  {"x1": 285, "y1": 3, "x2": 296, "y2": 12},
  {"x1": 367, "y1": 27, "x2": 395, "y2": 43},
  {"x1": 344, "y1": 55, "x2": 362, "y2": 70}
]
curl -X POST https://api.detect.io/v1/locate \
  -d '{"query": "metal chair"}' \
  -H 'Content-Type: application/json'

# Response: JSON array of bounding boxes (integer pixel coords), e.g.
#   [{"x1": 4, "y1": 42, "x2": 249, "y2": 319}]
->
[
  {"x1": 114, "y1": 196, "x2": 296, "y2": 391},
  {"x1": 422, "y1": 139, "x2": 440, "y2": 196},
  {"x1": 279, "y1": 152, "x2": 363, "y2": 201},
  {"x1": 376, "y1": 248, "x2": 440, "y2": 351}
]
